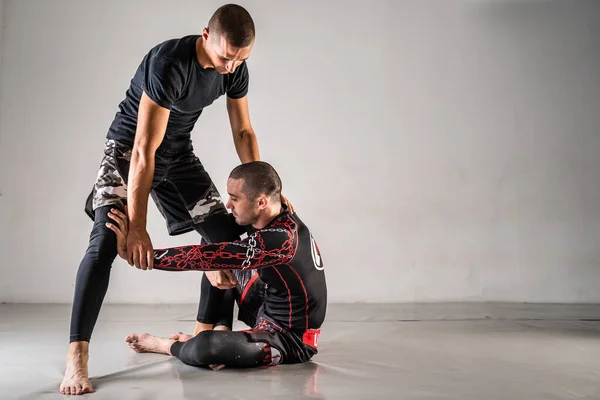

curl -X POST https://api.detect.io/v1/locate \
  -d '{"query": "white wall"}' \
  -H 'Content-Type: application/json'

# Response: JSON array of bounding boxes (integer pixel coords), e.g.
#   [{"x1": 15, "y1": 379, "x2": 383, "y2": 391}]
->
[{"x1": 1, "y1": 0, "x2": 599, "y2": 304}]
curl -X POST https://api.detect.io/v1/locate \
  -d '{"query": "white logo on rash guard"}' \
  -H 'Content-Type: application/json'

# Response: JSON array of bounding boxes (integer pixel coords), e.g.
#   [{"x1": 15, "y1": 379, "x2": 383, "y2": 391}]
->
[
  {"x1": 154, "y1": 250, "x2": 168, "y2": 260},
  {"x1": 310, "y1": 234, "x2": 324, "y2": 270}
]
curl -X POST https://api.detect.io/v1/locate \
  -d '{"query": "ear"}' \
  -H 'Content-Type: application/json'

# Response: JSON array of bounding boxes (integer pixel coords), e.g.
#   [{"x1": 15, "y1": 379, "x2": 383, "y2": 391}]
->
[
  {"x1": 202, "y1": 27, "x2": 209, "y2": 41},
  {"x1": 257, "y1": 195, "x2": 269, "y2": 210}
]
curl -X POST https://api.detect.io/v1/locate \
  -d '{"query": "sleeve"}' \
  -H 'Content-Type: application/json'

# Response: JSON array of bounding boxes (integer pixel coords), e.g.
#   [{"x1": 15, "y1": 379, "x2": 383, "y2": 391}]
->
[
  {"x1": 226, "y1": 61, "x2": 249, "y2": 99},
  {"x1": 142, "y1": 56, "x2": 185, "y2": 109},
  {"x1": 152, "y1": 227, "x2": 296, "y2": 271}
]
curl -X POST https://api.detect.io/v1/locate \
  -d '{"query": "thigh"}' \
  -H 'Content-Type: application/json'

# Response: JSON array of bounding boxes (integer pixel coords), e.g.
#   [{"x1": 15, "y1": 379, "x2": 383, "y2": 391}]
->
[
  {"x1": 152, "y1": 153, "x2": 230, "y2": 236},
  {"x1": 85, "y1": 140, "x2": 130, "y2": 218},
  {"x1": 234, "y1": 271, "x2": 265, "y2": 328},
  {"x1": 85, "y1": 140, "x2": 167, "y2": 220},
  {"x1": 246, "y1": 327, "x2": 317, "y2": 365}
]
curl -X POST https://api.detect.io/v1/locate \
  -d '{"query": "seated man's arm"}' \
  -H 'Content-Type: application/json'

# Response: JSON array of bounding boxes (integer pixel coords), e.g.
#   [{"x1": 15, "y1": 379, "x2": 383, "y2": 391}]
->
[
  {"x1": 107, "y1": 205, "x2": 296, "y2": 272},
  {"x1": 152, "y1": 228, "x2": 297, "y2": 271}
]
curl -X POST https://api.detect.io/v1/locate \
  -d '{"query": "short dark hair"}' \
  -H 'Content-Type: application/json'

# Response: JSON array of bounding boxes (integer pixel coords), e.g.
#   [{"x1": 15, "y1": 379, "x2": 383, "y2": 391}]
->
[
  {"x1": 229, "y1": 161, "x2": 282, "y2": 202},
  {"x1": 208, "y1": 4, "x2": 255, "y2": 48}
]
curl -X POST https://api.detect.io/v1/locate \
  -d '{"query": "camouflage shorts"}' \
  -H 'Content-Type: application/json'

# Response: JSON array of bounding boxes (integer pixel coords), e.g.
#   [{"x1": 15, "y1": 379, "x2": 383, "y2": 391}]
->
[{"x1": 85, "y1": 139, "x2": 229, "y2": 236}]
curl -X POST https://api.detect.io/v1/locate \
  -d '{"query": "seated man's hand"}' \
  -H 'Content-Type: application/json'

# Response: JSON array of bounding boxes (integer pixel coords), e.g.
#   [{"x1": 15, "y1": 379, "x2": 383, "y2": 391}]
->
[
  {"x1": 280, "y1": 193, "x2": 294, "y2": 213},
  {"x1": 106, "y1": 207, "x2": 129, "y2": 261},
  {"x1": 205, "y1": 271, "x2": 238, "y2": 290}
]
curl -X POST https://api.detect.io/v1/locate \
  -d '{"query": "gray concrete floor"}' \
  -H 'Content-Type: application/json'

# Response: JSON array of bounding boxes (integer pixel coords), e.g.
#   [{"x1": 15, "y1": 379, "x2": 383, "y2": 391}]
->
[{"x1": 1, "y1": 303, "x2": 600, "y2": 399}]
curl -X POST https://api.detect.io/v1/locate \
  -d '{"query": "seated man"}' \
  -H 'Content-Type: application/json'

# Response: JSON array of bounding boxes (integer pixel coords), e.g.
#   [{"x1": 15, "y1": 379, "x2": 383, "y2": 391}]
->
[{"x1": 106, "y1": 161, "x2": 327, "y2": 368}]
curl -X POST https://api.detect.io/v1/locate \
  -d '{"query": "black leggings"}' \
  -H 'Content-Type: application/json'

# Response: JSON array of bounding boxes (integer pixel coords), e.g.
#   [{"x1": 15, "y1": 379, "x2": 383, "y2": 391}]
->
[
  {"x1": 69, "y1": 206, "x2": 241, "y2": 343},
  {"x1": 170, "y1": 330, "x2": 274, "y2": 368}
]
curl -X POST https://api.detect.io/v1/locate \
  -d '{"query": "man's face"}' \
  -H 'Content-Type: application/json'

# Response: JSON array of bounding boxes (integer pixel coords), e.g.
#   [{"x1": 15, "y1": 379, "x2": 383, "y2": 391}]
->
[
  {"x1": 226, "y1": 178, "x2": 260, "y2": 226},
  {"x1": 203, "y1": 28, "x2": 253, "y2": 74}
]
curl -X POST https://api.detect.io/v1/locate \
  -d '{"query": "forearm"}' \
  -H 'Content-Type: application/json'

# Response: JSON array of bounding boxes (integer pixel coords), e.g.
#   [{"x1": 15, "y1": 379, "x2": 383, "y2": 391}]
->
[
  {"x1": 153, "y1": 244, "x2": 264, "y2": 271},
  {"x1": 233, "y1": 130, "x2": 260, "y2": 163},
  {"x1": 127, "y1": 146, "x2": 155, "y2": 229},
  {"x1": 153, "y1": 231, "x2": 295, "y2": 271}
]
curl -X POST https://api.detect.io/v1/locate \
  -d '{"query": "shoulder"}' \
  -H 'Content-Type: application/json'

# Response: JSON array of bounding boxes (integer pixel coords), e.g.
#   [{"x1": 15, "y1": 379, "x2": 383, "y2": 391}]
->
[
  {"x1": 234, "y1": 60, "x2": 249, "y2": 75},
  {"x1": 267, "y1": 213, "x2": 299, "y2": 242},
  {"x1": 147, "y1": 35, "x2": 198, "y2": 60},
  {"x1": 143, "y1": 36, "x2": 198, "y2": 72},
  {"x1": 226, "y1": 61, "x2": 250, "y2": 98},
  {"x1": 254, "y1": 214, "x2": 298, "y2": 241}
]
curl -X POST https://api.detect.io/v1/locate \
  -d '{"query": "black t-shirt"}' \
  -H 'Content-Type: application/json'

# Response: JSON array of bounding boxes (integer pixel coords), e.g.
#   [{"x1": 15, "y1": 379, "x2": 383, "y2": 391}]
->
[
  {"x1": 152, "y1": 207, "x2": 328, "y2": 332},
  {"x1": 107, "y1": 35, "x2": 249, "y2": 153}
]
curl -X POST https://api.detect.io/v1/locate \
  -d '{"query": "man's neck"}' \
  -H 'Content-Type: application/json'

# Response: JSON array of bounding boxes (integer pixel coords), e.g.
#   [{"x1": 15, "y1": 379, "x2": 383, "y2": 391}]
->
[
  {"x1": 195, "y1": 37, "x2": 213, "y2": 69},
  {"x1": 252, "y1": 203, "x2": 284, "y2": 230}
]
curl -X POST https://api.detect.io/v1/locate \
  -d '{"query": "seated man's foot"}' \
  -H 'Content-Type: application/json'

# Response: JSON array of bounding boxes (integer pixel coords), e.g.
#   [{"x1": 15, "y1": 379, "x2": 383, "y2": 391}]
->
[
  {"x1": 125, "y1": 333, "x2": 175, "y2": 355},
  {"x1": 170, "y1": 332, "x2": 194, "y2": 342},
  {"x1": 60, "y1": 342, "x2": 94, "y2": 395}
]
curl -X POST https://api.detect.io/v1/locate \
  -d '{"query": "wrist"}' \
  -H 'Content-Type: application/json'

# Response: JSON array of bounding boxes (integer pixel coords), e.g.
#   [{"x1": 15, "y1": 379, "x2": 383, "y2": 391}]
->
[{"x1": 129, "y1": 223, "x2": 146, "y2": 232}]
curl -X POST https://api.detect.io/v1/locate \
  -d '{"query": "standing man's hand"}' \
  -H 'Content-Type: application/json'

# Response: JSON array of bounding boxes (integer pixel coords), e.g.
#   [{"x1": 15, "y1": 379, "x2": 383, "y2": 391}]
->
[
  {"x1": 280, "y1": 194, "x2": 294, "y2": 213},
  {"x1": 106, "y1": 207, "x2": 129, "y2": 261},
  {"x1": 205, "y1": 271, "x2": 238, "y2": 289},
  {"x1": 127, "y1": 227, "x2": 154, "y2": 270}
]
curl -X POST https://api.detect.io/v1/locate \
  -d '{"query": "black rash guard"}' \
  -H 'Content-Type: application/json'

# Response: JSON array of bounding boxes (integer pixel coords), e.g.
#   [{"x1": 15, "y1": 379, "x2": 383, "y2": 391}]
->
[{"x1": 153, "y1": 207, "x2": 327, "y2": 332}]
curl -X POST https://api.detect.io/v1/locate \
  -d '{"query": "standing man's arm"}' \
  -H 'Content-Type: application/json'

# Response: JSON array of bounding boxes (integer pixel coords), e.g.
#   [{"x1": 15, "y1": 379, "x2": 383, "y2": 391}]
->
[
  {"x1": 126, "y1": 92, "x2": 170, "y2": 270},
  {"x1": 227, "y1": 95, "x2": 260, "y2": 163},
  {"x1": 226, "y1": 96, "x2": 294, "y2": 212}
]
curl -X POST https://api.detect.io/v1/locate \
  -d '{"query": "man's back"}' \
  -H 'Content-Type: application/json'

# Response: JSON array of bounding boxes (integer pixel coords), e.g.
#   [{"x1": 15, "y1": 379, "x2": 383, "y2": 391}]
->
[{"x1": 254, "y1": 210, "x2": 328, "y2": 332}]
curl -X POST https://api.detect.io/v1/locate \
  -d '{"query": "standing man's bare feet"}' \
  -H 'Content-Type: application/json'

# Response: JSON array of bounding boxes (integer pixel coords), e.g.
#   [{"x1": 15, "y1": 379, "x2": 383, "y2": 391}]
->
[
  {"x1": 125, "y1": 333, "x2": 176, "y2": 355},
  {"x1": 60, "y1": 342, "x2": 94, "y2": 395}
]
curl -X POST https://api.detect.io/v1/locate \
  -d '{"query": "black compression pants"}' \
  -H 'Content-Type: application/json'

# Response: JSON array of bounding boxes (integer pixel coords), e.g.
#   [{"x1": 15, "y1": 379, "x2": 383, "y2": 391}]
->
[{"x1": 169, "y1": 330, "x2": 277, "y2": 368}]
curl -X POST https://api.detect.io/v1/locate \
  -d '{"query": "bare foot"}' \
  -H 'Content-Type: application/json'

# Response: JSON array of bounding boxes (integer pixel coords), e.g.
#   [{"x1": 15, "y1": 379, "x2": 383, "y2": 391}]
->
[
  {"x1": 60, "y1": 342, "x2": 94, "y2": 395},
  {"x1": 170, "y1": 331, "x2": 194, "y2": 342},
  {"x1": 125, "y1": 333, "x2": 175, "y2": 355}
]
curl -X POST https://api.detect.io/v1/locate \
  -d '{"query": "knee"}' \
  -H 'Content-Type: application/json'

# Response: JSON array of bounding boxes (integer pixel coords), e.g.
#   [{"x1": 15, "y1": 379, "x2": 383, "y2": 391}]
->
[
  {"x1": 86, "y1": 208, "x2": 119, "y2": 262},
  {"x1": 186, "y1": 331, "x2": 222, "y2": 364},
  {"x1": 197, "y1": 213, "x2": 244, "y2": 243}
]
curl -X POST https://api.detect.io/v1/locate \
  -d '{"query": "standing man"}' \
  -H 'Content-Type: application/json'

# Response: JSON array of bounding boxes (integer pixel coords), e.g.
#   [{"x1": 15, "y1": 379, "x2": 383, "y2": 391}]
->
[{"x1": 60, "y1": 4, "x2": 290, "y2": 396}]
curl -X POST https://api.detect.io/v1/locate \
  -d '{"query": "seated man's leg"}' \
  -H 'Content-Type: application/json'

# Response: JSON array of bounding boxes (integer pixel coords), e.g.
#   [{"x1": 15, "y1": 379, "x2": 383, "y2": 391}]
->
[
  {"x1": 192, "y1": 231, "x2": 239, "y2": 334},
  {"x1": 125, "y1": 330, "x2": 281, "y2": 368},
  {"x1": 171, "y1": 330, "x2": 280, "y2": 367}
]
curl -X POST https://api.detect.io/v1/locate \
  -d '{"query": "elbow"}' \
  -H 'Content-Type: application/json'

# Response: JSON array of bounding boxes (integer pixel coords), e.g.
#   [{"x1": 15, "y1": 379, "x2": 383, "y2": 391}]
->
[
  {"x1": 131, "y1": 148, "x2": 152, "y2": 168},
  {"x1": 131, "y1": 141, "x2": 156, "y2": 164},
  {"x1": 235, "y1": 129, "x2": 255, "y2": 142}
]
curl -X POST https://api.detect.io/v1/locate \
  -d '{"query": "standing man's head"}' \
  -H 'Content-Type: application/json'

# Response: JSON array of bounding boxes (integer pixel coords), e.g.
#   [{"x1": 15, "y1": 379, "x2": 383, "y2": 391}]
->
[
  {"x1": 202, "y1": 4, "x2": 255, "y2": 74},
  {"x1": 226, "y1": 161, "x2": 283, "y2": 227}
]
